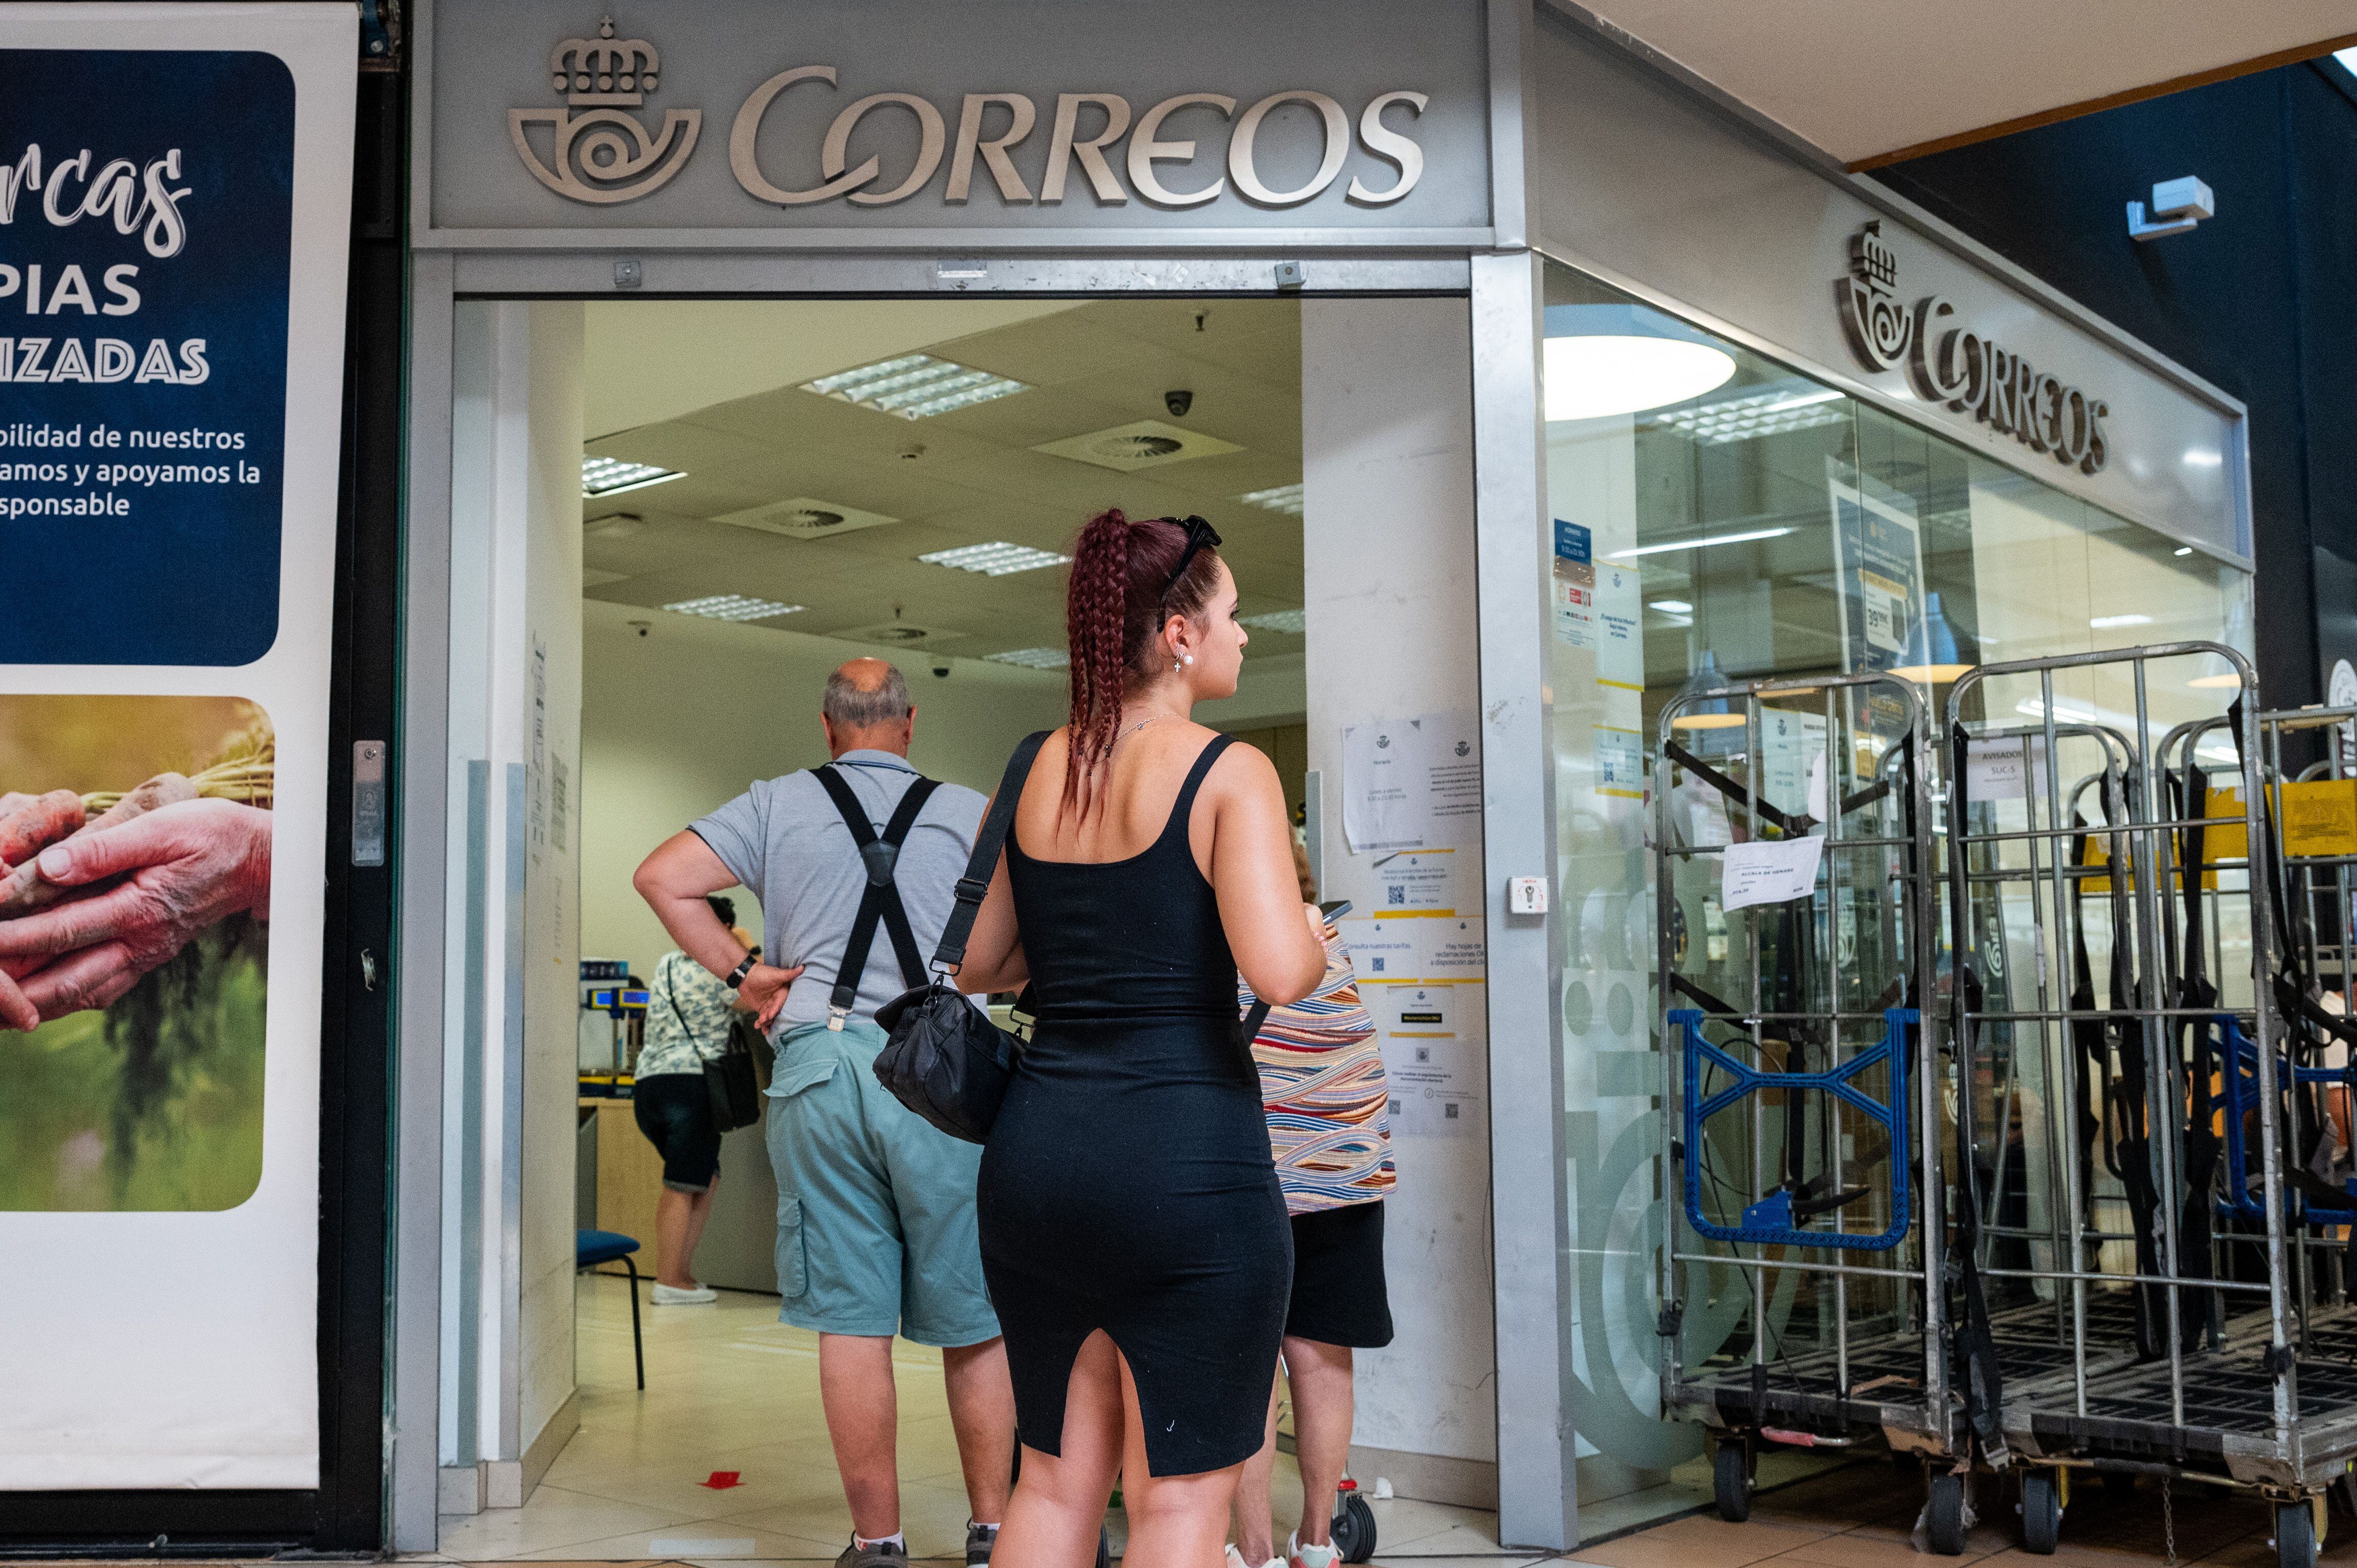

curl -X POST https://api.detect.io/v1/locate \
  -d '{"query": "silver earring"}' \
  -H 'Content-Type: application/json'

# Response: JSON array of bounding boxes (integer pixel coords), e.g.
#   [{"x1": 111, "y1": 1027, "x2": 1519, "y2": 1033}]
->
[{"x1": 1172, "y1": 656, "x2": 1183, "y2": 673}]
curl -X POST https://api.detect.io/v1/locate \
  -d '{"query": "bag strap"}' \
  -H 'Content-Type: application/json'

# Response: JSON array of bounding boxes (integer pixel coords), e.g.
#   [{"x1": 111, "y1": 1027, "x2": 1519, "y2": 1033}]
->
[
  {"x1": 813, "y1": 764, "x2": 943, "y2": 1029},
  {"x1": 933, "y1": 731, "x2": 1053, "y2": 974}
]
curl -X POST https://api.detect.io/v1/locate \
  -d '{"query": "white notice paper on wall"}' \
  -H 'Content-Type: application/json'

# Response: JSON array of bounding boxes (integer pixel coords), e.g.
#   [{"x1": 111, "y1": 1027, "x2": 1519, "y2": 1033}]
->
[
  {"x1": 1965, "y1": 736, "x2": 2048, "y2": 801},
  {"x1": 1341, "y1": 711, "x2": 1482, "y2": 853},
  {"x1": 1719, "y1": 835, "x2": 1826, "y2": 910}
]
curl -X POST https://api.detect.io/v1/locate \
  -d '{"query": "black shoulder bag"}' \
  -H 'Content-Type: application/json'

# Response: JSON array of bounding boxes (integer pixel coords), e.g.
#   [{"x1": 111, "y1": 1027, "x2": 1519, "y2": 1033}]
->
[
  {"x1": 667, "y1": 965, "x2": 763, "y2": 1134},
  {"x1": 872, "y1": 732, "x2": 1050, "y2": 1144}
]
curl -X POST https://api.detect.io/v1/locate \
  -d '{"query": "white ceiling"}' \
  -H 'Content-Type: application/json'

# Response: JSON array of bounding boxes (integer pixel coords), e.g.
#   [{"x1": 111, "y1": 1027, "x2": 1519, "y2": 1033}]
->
[
  {"x1": 579, "y1": 297, "x2": 1306, "y2": 669},
  {"x1": 1569, "y1": 0, "x2": 2357, "y2": 165}
]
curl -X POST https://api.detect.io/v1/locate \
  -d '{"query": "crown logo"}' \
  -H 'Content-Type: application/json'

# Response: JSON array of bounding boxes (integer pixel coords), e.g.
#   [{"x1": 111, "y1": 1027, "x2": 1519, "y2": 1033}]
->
[
  {"x1": 511, "y1": 13, "x2": 701, "y2": 205},
  {"x1": 551, "y1": 16, "x2": 660, "y2": 107},
  {"x1": 1848, "y1": 220, "x2": 1899, "y2": 296}
]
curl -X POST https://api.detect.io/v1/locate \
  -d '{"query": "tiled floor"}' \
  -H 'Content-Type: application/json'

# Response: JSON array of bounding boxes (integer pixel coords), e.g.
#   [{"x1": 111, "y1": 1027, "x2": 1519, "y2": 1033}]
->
[
  {"x1": 418, "y1": 1274, "x2": 1525, "y2": 1567},
  {"x1": 414, "y1": 1277, "x2": 2357, "y2": 1568}
]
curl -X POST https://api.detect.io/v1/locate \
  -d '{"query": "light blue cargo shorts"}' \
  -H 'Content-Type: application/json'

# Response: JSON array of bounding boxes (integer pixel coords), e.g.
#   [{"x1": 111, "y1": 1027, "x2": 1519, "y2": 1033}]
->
[{"x1": 763, "y1": 1017, "x2": 1001, "y2": 1347}]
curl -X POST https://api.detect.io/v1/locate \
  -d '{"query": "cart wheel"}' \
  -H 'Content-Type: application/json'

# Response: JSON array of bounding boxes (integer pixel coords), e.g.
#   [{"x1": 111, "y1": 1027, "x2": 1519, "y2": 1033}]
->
[
  {"x1": 2276, "y1": 1501, "x2": 2318, "y2": 1568},
  {"x1": 1925, "y1": 1471, "x2": 1968, "y2": 1556},
  {"x1": 1095, "y1": 1524, "x2": 1111, "y2": 1568},
  {"x1": 1713, "y1": 1442, "x2": 1752, "y2": 1523},
  {"x1": 2020, "y1": 1472, "x2": 2061, "y2": 1555},
  {"x1": 1331, "y1": 1492, "x2": 1378, "y2": 1563}
]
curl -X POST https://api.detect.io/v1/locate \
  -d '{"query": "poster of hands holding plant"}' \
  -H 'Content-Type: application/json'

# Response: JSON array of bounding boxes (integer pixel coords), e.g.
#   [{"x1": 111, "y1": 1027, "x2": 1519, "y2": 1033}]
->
[{"x1": 0, "y1": 695, "x2": 275, "y2": 1210}]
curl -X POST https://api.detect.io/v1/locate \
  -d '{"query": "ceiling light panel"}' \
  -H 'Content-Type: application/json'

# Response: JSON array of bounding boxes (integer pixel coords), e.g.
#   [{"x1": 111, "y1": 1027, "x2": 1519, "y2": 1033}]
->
[
  {"x1": 801, "y1": 353, "x2": 1030, "y2": 420},
  {"x1": 583, "y1": 455, "x2": 686, "y2": 496},
  {"x1": 664, "y1": 594, "x2": 803, "y2": 622},
  {"x1": 985, "y1": 647, "x2": 1071, "y2": 670},
  {"x1": 1240, "y1": 608, "x2": 1306, "y2": 633},
  {"x1": 919, "y1": 541, "x2": 1073, "y2": 576},
  {"x1": 1651, "y1": 382, "x2": 1851, "y2": 445},
  {"x1": 1239, "y1": 483, "x2": 1305, "y2": 516}
]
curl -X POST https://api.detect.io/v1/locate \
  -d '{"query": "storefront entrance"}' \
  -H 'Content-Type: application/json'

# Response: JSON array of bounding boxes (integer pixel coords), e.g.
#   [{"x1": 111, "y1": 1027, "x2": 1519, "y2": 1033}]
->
[{"x1": 410, "y1": 284, "x2": 1504, "y2": 1555}]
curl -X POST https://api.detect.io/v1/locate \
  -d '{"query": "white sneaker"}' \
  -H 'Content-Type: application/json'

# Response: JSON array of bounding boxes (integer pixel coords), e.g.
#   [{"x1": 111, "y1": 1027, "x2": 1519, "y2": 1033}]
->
[
  {"x1": 1288, "y1": 1533, "x2": 1338, "y2": 1568},
  {"x1": 1228, "y1": 1548, "x2": 1282, "y2": 1568},
  {"x1": 651, "y1": 1282, "x2": 717, "y2": 1304}
]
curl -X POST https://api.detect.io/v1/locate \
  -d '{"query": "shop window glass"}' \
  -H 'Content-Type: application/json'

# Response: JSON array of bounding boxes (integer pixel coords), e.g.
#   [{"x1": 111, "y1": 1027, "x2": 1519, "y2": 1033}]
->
[{"x1": 1538, "y1": 260, "x2": 2254, "y2": 1532}]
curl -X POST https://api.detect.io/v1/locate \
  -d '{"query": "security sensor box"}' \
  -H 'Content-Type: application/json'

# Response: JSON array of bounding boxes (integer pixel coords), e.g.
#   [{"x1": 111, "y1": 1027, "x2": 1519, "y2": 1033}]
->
[{"x1": 2151, "y1": 176, "x2": 2214, "y2": 221}]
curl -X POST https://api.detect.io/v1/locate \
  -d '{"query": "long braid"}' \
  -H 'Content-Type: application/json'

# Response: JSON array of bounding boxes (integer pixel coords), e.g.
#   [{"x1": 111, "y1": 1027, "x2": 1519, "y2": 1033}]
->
[{"x1": 1065, "y1": 510, "x2": 1133, "y2": 814}]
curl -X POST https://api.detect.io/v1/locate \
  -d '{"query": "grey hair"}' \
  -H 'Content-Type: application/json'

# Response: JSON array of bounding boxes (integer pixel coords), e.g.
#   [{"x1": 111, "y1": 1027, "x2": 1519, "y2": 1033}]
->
[{"x1": 823, "y1": 662, "x2": 913, "y2": 729}]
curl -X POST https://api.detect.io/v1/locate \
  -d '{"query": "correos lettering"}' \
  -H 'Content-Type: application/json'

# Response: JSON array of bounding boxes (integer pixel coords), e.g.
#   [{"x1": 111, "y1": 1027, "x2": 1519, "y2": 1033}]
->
[{"x1": 514, "y1": 17, "x2": 1431, "y2": 212}]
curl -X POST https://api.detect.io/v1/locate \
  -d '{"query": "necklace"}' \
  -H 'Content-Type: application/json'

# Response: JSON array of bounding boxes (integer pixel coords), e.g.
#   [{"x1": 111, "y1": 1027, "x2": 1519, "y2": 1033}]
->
[{"x1": 1119, "y1": 711, "x2": 1174, "y2": 742}]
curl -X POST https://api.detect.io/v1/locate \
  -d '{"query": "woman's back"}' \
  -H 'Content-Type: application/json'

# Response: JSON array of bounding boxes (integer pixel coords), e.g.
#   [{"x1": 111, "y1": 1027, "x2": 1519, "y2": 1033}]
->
[{"x1": 1006, "y1": 724, "x2": 1240, "y2": 1024}]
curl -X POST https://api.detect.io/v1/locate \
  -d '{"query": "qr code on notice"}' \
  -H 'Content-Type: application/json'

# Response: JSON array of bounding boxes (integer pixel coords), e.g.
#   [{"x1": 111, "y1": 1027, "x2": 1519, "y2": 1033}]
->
[
  {"x1": 1388, "y1": 884, "x2": 1405, "y2": 905},
  {"x1": 1444, "y1": 1102, "x2": 1460, "y2": 1120}
]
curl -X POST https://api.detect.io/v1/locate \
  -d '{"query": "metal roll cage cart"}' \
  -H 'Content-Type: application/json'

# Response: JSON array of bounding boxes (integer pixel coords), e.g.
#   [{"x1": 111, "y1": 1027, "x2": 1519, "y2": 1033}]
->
[
  {"x1": 1653, "y1": 672, "x2": 1951, "y2": 1540},
  {"x1": 1944, "y1": 644, "x2": 2334, "y2": 1568}
]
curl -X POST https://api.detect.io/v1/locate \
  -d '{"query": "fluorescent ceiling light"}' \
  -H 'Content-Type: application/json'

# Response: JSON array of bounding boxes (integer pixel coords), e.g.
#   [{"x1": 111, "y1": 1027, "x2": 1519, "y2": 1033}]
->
[
  {"x1": 2175, "y1": 547, "x2": 2194, "y2": 556},
  {"x1": 1241, "y1": 608, "x2": 1306, "y2": 633},
  {"x1": 663, "y1": 594, "x2": 803, "y2": 622},
  {"x1": 1239, "y1": 483, "x2": 1306, "y2": 516},
  {"x1": 918, "y1": 541, "x2": 1071, "y2": 576},
  {"x1": 2183, "y1": 449, "x2": 2223, "y2": 468},
  {"x1": 2189, "y1": 673, "x2": 2244, "y2": 689},
  {"x1": 583, "y1": 455, "x2": 685, "y2": 496},
  {"x1": 1609, "y1": 526, "x2": 1792, "y2": 559},
  {"x1": 802, "y1": 353, "x2": 1030, "y2": 420},
  {"x1": 1648, "y1": 599, "x2": 1693, "y2": 614},
  {"x1": 2089, "y1": 613, "x2": 2154, "y2": 629},
  {"x1": 1544, "y1": 335, "x2": 1736, "y2": 421},
  {"x1": 984, "y1": 647, "x2": 1071, "y2": 670},
  {"x1": 1653, "y1": 382, "x2": 1851, "y2": 446}
]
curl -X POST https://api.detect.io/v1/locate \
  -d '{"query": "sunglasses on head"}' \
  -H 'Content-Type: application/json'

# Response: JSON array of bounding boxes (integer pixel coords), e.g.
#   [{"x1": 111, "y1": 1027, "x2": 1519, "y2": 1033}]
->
[{"x1": 1160, "y1": 515, "x2": 1221, "y2": 600}]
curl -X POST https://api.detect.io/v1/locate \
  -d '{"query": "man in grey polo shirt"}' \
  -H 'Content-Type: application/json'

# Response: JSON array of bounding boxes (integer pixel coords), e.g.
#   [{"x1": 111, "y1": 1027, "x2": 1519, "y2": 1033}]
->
[{"x1": 634, "y1": 658, "x2": 1013, "y2": 1568}]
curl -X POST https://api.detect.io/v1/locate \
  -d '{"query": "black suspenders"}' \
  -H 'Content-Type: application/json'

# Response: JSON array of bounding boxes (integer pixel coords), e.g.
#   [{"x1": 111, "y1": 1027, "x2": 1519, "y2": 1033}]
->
[{"x1": 810, "y1": 764, "x2": 942, "y2": 1032}]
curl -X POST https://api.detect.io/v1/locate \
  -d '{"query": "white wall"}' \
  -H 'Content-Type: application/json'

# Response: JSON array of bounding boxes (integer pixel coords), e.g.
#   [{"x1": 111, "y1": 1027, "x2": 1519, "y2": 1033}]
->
[
  {"x1": 1302, "y1": 299, "x2": 1496, "y2": 1499},
  {"x1": 578, "y1": 600, "x2": 1069, "y2": 980},
  {"x1": 438, "y1": 300, "x2": 586, "y2": 1509}
]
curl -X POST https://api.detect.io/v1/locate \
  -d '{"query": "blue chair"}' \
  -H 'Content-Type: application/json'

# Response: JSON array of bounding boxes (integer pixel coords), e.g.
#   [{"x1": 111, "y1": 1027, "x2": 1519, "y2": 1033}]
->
[{"x1": 576, "y1": 1229, "x2": 646, "y2": 1390}]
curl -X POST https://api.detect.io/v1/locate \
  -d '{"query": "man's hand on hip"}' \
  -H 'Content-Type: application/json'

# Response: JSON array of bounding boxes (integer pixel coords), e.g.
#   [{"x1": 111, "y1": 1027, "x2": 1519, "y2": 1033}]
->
[{"x1": 737, "y1": 961, "x2": 804, "y2": 1032}]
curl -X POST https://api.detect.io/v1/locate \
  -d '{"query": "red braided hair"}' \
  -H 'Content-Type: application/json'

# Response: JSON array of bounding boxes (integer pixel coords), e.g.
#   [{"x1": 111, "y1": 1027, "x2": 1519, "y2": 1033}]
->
[{"x1": 1062, "y1": 509, "x2": 1222, "y2": 815}]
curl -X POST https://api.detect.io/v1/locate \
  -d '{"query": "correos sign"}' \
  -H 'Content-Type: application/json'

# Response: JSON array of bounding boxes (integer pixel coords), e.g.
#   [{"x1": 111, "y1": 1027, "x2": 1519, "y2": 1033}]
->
[
  {"x1": 426, "y1": 0, "x2": 1492, "y2": 240},
  {"x1": 510, "y1": 16, "x2": 1428, "y2": 212}
]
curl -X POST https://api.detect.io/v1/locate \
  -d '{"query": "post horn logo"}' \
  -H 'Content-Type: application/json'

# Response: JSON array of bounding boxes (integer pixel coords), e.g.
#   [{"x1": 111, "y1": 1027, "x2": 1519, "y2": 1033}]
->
[
  {"x1": 510, "y1": 15, "x2": 701, "y2": 204},
  {"x1": 1837, "y1": 220, "x2": 1911, "y2": 371}
]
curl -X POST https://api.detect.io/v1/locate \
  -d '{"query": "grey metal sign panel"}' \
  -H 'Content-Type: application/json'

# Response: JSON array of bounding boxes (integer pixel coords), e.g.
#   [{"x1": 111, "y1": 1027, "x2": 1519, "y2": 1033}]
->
[
  {"x1": 1529, "y1": 17, "x2": 2247, "y2": 563},
  {"x1": 420, "y1": 0, "x2": 1493, "y2": 246}
]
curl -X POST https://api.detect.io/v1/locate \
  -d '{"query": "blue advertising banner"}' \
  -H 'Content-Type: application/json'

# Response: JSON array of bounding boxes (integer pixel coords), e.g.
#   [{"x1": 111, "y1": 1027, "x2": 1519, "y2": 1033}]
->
[{"x1": 0, "y1": 48, "x2": 293, "y2": 665}]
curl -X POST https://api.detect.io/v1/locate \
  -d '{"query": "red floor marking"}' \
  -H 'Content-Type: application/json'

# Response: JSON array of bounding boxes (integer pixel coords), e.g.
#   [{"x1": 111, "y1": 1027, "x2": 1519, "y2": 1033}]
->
[{"x1": 701, "y1": 1471, "x2": 743, "y2": 1489}]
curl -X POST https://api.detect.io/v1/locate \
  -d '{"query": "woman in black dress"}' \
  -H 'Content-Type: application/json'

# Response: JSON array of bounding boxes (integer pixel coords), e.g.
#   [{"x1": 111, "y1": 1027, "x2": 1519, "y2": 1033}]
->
[{"x1": 956, "y1": 510, "x2": 1330, "y2": 1568}]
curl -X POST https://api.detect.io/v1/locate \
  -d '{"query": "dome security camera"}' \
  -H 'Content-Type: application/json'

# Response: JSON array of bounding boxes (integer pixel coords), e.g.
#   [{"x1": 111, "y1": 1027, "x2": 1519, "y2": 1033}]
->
[
  {"x1": 932, "y1": 659, "x2": 952, "y2": 679},
  {"x1": 1164, "y1": 389, "x2": 1194, "y2": 418}
]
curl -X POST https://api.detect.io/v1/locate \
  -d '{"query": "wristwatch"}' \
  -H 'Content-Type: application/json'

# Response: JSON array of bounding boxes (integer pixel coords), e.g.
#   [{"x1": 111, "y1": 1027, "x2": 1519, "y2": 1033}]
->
[{"x1": 724, "y1": 953, "x2": 757, "y2": 989}]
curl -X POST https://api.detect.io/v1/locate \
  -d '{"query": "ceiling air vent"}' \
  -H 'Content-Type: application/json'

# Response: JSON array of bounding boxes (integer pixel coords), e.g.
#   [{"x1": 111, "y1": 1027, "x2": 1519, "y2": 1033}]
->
[
  {"x1": 1033, "y1": 419, "x2": 1243, "y2": 473},
  {"x1": 713, "y1": 496, "x2": 899, "y2": 541},
  {"x1": 837, "y1": 620, "x2": 970, "y2": 647}
]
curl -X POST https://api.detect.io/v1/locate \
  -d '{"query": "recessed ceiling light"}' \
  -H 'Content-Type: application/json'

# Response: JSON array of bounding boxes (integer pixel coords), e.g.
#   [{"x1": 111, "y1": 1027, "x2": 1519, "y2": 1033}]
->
[
  {"x1": 1648, "y1": 599, "x2": 1694, "y2": 614},
  {"x1": 663, "y1": 595, "x2": 803, "y2": 622},
  {"x1": 2174, "y1": 547, "x2": 2194, "y2": 557},
  {"x1": 1652, "y1": 382, "x2": 1851, "y2": 445},
  {"x1": 985, "y1": 647, "x2": 1071, "y2": 670},
  {"x1": 918, "y1": 541, "x2": 1072, "y2": 576},
  {"x1": 1240, "y1": 609, "x2": 1306, "y2": 633},
  {"x1": 801, "y1": 353, "x2": 1030, "y2": 420},
  {"x1": 1239, "y1": 483, "x2": 1305, "y2": 516},
  {"x1": 583, "y1": 455, "x2": 685, "y2": 496},
  {"x1": 2089, "y1": 613, "x2": 2154, "y2": 629}
]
